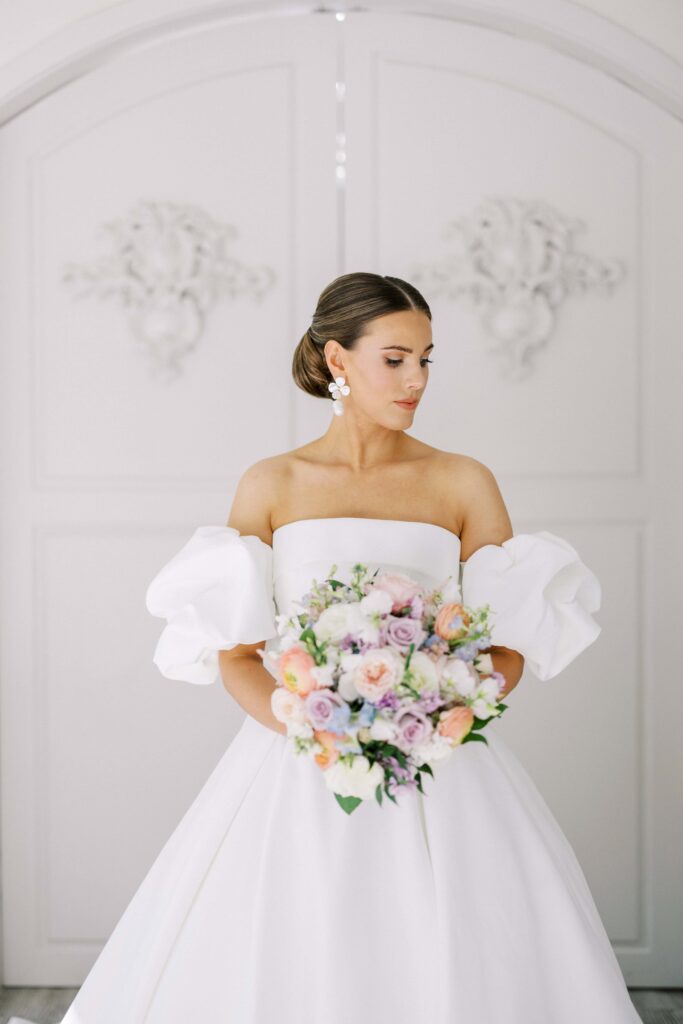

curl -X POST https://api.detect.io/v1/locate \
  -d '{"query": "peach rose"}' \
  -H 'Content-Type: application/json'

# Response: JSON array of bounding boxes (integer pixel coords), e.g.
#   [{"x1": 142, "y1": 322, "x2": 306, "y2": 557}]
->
[
  {"x1": 374, "y1": 571, "x2": 424, "y2": 612},
  {"x1": 354, "y1": 647, "x2": 404, "y2": 702},
  {"x1": 434, "y1": 602, "x2": 472, "y2": 642},
  {"x1": 313, "y1": 729, "x2": 341, "y2": 769},
  {"x1": 278, "y1": 646, "x2": 320, "y2": 696},
  {"x1": 437, "y1": 705, "x2": 475, "y2": 746}
]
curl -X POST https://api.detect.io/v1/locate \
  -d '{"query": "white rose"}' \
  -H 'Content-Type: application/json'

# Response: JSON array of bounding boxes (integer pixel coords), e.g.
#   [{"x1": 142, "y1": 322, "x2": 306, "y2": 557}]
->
[
  {"x1": 360, "y1": 588, "x2": 393, "y2": 616},
  {"x1": 406, "y1": 650, "x2": 439, "y2": 693},
  {"x1": 314, "y1": 603, "x2": 379, "y2": 646},
  {"x1": 271, "y1": 687, "x2": 307, "y2": 725},
  {"x1": 369, "y1": 715, "x2": 398, "y2": 741},
  {"x1": 323, "y1": 755, "x2": 385, "y2": 800},
  {"x1": 314, "y1": 603, "x2": 358, "y2": 643},
  {"x1": 441, "y1": 657, "x2": 479, "y2": 698},
  {"x1": 412, "y1": 732, "x2": 454, "y2": 765}
]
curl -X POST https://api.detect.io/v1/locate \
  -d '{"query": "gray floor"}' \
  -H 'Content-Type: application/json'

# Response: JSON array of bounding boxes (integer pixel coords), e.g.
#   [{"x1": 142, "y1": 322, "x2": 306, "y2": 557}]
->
[{"x1": 0, "y1": 986, "x2": 682, "y2": 1024}]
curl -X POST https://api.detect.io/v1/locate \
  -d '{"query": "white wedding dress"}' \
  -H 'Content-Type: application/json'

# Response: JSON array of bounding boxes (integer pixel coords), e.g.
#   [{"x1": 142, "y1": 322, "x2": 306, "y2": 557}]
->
[{"x1": 45, "y1": 517, "x2": 641, "y2": 1024}]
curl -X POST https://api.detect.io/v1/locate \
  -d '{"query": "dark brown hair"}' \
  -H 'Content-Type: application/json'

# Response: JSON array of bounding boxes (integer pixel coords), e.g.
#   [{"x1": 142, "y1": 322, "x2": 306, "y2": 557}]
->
[{"x1": 292, "y1": 272, "x2": 431, "y2": 400}]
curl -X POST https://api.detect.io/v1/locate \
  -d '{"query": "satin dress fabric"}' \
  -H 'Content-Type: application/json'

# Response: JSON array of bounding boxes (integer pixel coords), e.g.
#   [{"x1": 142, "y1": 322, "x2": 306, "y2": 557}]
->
[{"x1": 49, "y1": 517, "x2": 639, "y2": 1024}]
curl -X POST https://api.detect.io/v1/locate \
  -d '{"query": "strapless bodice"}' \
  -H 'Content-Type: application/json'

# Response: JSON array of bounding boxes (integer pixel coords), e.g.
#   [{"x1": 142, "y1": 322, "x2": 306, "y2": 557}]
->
[
  {"x1": 271, "y1": 516, "x2": 462, "y2": 618},
  {"x1": 145, "y1": 518, "x2": 602, "y2": 686}
]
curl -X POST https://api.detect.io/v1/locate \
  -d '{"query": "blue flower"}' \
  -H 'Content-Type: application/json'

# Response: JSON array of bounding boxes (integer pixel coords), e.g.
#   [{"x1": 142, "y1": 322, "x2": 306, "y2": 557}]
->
[
  {"x1": 357, "y1": 701, "x2": 377, "y2": 726},
  {"x1": 327, "y1": 702, "x2": 351, "y2": 734}
]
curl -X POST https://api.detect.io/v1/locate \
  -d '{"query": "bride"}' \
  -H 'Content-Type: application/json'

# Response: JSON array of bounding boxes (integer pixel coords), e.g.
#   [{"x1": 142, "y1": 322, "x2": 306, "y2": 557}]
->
[{"x1": 47, "y1": 271, "x2": 640, "y2": 1023}]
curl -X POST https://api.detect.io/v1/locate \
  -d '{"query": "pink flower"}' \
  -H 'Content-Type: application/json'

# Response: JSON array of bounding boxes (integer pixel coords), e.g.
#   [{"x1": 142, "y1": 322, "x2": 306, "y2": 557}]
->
[
  {"x1": 374, "y1": 571, "x2": 425, "y2": 613},
  {"x1": 278, "y1": 646, "x2": 320, "y2": 696},
  {"x1": 354, "y1": 648, "x2": 404, "y2": 702}
]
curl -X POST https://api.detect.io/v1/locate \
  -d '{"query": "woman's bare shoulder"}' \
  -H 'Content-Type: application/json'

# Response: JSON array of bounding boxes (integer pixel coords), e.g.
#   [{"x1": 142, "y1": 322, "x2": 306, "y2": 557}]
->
[
  {"x1": 445, "y1": 455, "x2": 513, "y2": 559},
  {"x1": 441, "y1": 451, "x2": 496, "y2": 483},
  {"x1": 226, "y1": 454, "x2": 293, "y2": 542},
  {"x1": 427, "y1": 449, "x2": 494, "y2": 493}
]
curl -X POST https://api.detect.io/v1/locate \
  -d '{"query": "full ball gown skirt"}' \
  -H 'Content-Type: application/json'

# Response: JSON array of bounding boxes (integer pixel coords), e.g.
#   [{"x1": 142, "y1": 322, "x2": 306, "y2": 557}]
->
[{"x1": 46, "y1": 517, "x2": 640, "y2": 1024}]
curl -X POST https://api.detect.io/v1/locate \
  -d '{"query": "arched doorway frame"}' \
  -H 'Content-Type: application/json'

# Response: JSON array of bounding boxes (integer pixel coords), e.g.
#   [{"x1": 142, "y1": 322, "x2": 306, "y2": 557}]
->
[{"x1": 1, "y1": 0, "x2": 682, "y2": 127}]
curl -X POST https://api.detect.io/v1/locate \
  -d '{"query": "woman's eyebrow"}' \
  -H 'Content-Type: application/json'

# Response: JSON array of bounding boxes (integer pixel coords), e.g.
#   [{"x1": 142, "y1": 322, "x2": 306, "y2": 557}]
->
[{"x1": 380, "y1": 342, "x2": 435, "y2": 353}]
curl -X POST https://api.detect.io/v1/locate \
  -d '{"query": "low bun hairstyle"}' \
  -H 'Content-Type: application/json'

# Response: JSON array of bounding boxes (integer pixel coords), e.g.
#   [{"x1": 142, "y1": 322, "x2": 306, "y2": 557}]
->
[{"x1": 292, "y1": 272, "x2": 431, "y2": 400}]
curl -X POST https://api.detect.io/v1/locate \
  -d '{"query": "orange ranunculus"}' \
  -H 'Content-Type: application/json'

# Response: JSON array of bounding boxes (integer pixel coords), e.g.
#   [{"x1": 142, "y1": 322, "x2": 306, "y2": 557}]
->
[
  {"x1": 278, "y1": 646, "x2": 320, "y2": 696},
  {"x1": 313, "y1": 730, "x2": 341, "y2": 769},
  {"x1": 434, "y1": 602, "x2": 471, "y2": 642},
  {"x1": 437, "y1": 705, "x2": 475, "y2": 746}
]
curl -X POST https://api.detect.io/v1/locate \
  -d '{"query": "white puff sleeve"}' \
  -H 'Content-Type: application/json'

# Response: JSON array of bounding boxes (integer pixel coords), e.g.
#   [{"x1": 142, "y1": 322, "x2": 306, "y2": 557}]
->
[
  {"x1": 145, "y1": 526, "x2": 279, "y2": 686},
  {"x1": 460, "y1": 530, "x2": 602, "y2": 681}
]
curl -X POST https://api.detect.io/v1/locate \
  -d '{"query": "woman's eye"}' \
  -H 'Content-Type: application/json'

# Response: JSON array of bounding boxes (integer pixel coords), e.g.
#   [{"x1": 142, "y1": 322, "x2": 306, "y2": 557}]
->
[{"x1": 385, "y1": 358, "x2": 434, "y2": 368}]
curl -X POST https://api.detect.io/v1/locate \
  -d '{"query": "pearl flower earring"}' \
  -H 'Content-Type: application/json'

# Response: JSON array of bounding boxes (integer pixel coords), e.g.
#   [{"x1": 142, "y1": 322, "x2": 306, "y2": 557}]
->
[{"x1": 328, "y1": 375, "x2": 350, "y2": 416}]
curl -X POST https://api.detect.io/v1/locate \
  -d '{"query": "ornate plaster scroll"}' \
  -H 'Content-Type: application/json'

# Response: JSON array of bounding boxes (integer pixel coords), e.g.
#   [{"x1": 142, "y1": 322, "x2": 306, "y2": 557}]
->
[
  {"x1": 411, "y1": 197, "x2": 625, "y2": 380},
  {"x1": 62, "y1": 199, "x2": 276, "y2": 380}
]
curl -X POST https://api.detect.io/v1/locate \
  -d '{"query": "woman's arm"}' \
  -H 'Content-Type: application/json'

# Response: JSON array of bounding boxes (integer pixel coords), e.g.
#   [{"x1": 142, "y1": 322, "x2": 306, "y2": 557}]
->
[
  {"x1": 219, "y1": 458, "x2": 286, "y2": 736},
  {"x1": 219, "y1": 647, "x2": 287, "y2": 736},
  {"x1": 485, "y1": 646, "x2": 525, "y2": 698},
  {"x1": 456, "y1": 457, "x2": 525, "y2": 698}
]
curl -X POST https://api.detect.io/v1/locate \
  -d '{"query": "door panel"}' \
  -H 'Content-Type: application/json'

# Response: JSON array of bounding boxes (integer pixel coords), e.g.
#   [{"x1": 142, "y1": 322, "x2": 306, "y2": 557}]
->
[
  {"x1": 0, "y1": 13, "x2": 338, "y2": 983},
  {"x1": 343, "y1": 11, "x2": 683, "y2": 985}
]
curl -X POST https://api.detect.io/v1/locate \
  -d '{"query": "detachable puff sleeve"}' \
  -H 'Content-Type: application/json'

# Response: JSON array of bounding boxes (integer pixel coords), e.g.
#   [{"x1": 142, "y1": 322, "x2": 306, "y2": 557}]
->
[
  {"x1": 460, "y1": 530, "x2": 602, "y2": 681},
  {"x1": 145, "y1": 526, "x2": 279, "y2": 685}
]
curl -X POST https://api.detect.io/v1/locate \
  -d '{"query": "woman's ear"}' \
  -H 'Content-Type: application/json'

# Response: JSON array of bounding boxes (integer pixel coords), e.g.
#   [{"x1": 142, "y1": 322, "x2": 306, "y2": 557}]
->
[{"x1": 324, "y1": 339, "x2": 345, "y2": 378}]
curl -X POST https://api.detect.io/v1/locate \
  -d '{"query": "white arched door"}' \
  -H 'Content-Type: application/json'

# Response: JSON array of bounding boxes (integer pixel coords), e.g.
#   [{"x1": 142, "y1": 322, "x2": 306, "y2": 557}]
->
[{"x1": 1, "y1": 8, "x2": 681, "y2": 987}]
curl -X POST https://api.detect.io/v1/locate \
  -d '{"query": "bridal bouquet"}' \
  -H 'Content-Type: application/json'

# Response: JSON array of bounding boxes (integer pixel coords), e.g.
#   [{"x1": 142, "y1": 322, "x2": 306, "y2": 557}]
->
[{"x1": 259, "y1": 562, "x2": 509, "y2": 814}]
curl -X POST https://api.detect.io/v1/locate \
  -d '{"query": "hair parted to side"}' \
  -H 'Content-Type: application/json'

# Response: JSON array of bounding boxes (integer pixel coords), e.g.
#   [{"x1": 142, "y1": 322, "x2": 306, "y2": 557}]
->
[{"x1": 292, "y1": 272, "x2": 432, "y2": 400}]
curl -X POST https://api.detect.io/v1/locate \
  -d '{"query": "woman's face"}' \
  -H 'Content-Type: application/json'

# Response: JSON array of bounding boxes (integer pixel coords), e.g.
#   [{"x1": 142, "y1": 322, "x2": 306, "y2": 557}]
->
[{"x1": 325, "y1": 309, "x2": 433, "y2": 425}]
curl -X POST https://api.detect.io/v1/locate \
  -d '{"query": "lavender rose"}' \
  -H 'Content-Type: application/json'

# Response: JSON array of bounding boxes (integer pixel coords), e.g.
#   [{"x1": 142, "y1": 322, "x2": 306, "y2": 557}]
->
[
  {"x1": 393, "y1": 704, "x2": 434, "y2": 753},
  {"x1": 304, "y1": 688, "x2": 349, "y2": 732},
  {"x1": 383, "y1": 615, "x2": 427, "y2": 654}
]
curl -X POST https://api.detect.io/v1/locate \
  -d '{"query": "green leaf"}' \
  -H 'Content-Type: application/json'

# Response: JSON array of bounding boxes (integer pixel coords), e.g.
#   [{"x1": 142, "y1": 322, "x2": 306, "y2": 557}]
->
[
  {"x1": 334, "y1": 793, "x2": 362, "y2": 814},
  {"x1": 375, "y1": 783, "x2": 383, "y2": 805},
  {"x1": 464, "y1": 732, "x2": 489, "y2": 745}
]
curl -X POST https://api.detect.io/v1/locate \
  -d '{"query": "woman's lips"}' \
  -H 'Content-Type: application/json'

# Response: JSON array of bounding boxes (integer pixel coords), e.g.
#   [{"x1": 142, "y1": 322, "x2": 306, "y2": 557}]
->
[{"x1": 395, "y1": 400, "x2": 418, "y2": 409}]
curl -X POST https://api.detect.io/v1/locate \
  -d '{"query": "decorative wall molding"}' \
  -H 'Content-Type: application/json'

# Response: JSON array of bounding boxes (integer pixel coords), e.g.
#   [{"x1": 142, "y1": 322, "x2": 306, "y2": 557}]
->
[
  {"x1": 61, "y1": 199, "x2": 276, "y2": 380},
  {"x1": 411, "y1": 196, "x2": 626, "y2": 380}
]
